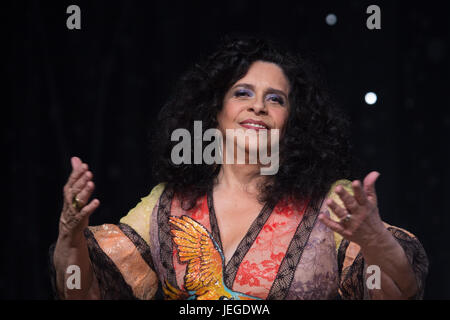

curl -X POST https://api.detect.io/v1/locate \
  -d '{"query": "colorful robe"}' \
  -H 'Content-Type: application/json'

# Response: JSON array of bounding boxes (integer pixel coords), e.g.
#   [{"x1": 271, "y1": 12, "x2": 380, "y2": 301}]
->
[{"x1": 49, "y1": 180, "x2": 429, "y2": 299}]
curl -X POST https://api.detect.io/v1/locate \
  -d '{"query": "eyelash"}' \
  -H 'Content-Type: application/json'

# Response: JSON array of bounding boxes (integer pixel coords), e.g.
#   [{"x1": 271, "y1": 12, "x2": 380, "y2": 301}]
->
[
  {"x1": 267, "y1": 94, "x2": 285, "y2": 106},
  {"x1": 234, "y1": 89, "x2": 253, "y2": 97},
  {"x1": 233, "y1": 89, "x2": 285, "y2": 106}
]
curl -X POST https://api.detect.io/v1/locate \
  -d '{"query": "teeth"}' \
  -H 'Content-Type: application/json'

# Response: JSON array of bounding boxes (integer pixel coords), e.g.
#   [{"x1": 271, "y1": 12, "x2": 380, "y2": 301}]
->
[{"x1": 242, "y1": 123, "x2": 266, "y2": 129}]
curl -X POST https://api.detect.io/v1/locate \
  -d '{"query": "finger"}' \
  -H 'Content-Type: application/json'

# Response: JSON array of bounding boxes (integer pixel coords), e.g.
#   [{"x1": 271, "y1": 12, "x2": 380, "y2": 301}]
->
[
  {"x1": 76, "y1": 181, "x2": 95, "y2": 207},
  {"x1": 363, "y1": 171, "x2": 380, "y2": 203},
  {"x1": 72, "y1": 156, "x2": 89, "y2": 170},
  {"x1": 64, "y1": 171, "x2": 91, "y2": 206},
  {"x1": 335, "y1": 185, "x2": 360, "y2": 214},
  {"x1": 326, "y1": 198, "x2": 348, "y2": 219},
  {"x1": 71, "y1": 156, "x2": 81, "y2": 169},
  {"x1": 66, "y1": 158, "x2": 88, "y2": 189},
  {"x1": 71, "y1": 170, "x2": 93, "y2": 195},
  {"x1": 318, "y1": 213, "x2": 345, "y2": 234},
  {"x1": 79, "y1": 198, "x2": 100, "y2": 218},
  {"x1": 352, "y1": 180, "x2": 367, "y2": 206}
]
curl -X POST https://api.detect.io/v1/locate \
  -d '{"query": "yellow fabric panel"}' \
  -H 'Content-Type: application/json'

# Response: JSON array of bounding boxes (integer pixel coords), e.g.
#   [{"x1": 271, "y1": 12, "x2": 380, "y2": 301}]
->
[
  {"x1": 325, "y1": 179, "x2": 354, "y2": 251},
  {"x1": 119, "y1": 183, "x2": 166, "y2": 246}
]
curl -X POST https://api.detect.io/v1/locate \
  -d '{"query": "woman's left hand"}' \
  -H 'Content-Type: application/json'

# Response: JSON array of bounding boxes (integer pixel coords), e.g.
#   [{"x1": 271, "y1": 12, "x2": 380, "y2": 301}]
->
[{"x1": 318, "y1": 171, "x2": 389, "y2": 249}]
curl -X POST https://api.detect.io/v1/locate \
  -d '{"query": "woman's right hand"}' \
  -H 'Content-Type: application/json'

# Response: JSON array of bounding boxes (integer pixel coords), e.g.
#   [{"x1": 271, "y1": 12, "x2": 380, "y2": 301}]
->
[{"x1": 59, "y1": 156, "x2": 100, "y2": 245}]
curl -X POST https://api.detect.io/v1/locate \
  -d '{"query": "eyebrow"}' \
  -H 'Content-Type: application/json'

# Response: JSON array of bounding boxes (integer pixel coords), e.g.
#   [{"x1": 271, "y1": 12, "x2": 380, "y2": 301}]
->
[{"x1": 231, "y1": 83, "x2": 289, "y2": 100}]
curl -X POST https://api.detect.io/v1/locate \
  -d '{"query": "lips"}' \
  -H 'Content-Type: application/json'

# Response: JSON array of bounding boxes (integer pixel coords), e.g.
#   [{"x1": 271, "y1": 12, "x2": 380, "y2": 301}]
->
[{"x1": 239, "y1": 119, "x2": 270, "y2": 130}]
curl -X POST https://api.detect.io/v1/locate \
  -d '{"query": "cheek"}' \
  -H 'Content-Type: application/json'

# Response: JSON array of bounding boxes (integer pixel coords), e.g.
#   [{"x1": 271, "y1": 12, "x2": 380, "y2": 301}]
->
[
  {"x1": 218, "y1": 101, "x2": 242, "y2": 128},
  {"x1": 272, "y1": 109, "x2": 289, "y2": 129}
]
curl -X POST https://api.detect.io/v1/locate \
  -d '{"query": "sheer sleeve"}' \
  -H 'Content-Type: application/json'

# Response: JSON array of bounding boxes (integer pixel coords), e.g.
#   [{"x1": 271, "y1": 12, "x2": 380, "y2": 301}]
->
[
  {"x1": 324, "y1": 179, "x2": 428, "y2": 300},
  {"x1": 337, "y1": 226, "x2": 429, "y2": 300},
  {"x1": 48, "y1": 183, "x2": 166, "y2": 300}
]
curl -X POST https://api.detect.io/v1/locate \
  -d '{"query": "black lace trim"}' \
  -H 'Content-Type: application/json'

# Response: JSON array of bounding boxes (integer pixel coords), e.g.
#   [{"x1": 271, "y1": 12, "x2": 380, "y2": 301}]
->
[
  {"x1": 337, "y1": 237, "x2": 349, "y2": 277},
  {"x1": 266, "y1": 198, "x2": 322, "y2": 300},
  {"x1": 337, "y1": 226, "x2": 429, "y2": 300},
  {"x1": 118, "y1": 224, "x2": 164, "y2": 299},
  {"x1": 386, "y1": 227, "x2": 429, "y2": 299},
  {"x1": 83, "y1": 227, "x2": 137, "y2": 299},
  {"x1": 338, "y1": 241, "x2": 365, "y2": 300},
  {"x1": 157, "y1": 186, "x2": 179, "y2": 289},
  {"x1": 118, "y1": 223, "x2": 155, "y2": 271},
  {"x1": 207, "y1": 189, "x2": 275, "y2": 289},
  {"x1": 207, "y1": 189, "x2": 224, "y2": 254},
  {"x1": 47, "y1": 229, "x2": 137, "y2": 300}
]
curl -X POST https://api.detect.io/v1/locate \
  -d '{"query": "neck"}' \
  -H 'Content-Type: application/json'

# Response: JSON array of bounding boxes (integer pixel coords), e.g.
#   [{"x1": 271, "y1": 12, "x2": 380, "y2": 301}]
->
[{"x1": 216, "y1": 163, "x2": 267, "y2": 198}]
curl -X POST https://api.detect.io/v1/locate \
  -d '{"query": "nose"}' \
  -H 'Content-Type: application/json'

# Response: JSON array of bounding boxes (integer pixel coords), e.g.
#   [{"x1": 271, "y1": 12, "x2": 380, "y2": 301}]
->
[{"x1": 248, "y1": 98, "x2": 267, "y2": 115}]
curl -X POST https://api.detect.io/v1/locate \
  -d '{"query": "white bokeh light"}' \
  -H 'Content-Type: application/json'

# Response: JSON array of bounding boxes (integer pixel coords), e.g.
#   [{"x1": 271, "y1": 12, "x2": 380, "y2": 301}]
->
[
  {"x1": 365, "y1": 92, "x2": 377, "y2": 105},
  {"x1": 325, "y1": 14, "x2": 337, "y2": 26}
]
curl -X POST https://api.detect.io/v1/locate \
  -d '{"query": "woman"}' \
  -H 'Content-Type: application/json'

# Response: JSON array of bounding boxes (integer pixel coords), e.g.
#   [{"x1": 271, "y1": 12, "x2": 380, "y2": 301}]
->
[{"x1": 50, "y1": 38, "x2": 428, "y2": 300}]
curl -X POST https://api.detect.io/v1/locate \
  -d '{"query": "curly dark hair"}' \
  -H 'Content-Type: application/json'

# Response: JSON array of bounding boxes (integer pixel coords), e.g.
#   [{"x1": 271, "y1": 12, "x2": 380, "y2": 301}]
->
[{"x1": 151, "y1": 36, "x2": 354, "y2": 210}]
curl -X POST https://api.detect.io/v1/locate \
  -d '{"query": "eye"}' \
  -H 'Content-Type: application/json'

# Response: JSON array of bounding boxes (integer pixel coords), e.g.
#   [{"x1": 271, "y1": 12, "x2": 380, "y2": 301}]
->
[
  {"x1": 234, "y1": 88, "x2": 253, "y2": 98},
  {"x1": 266, "y1": 93, "x2": 285, "y2": 106}
]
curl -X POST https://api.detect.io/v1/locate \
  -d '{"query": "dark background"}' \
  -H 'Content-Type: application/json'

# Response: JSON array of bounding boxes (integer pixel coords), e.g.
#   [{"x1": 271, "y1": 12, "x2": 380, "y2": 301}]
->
[{"x1": 3, "y1": 0, "x2": 449, "y2": 299}]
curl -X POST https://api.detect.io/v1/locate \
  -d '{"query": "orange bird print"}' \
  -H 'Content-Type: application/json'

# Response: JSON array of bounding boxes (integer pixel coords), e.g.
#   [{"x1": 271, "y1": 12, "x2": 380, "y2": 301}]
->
[{"x1": 164, "y1": 215, "x2": 260, "y2": 300}]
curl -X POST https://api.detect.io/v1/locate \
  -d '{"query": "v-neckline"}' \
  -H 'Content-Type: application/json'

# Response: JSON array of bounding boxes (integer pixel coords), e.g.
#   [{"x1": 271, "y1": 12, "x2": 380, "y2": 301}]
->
[
  {"x1": 207, "y1": 188, "x2": 275, "y2": 288},
  {"x1": 158, "y1": 186, "x2": 322, "y2": 299}
]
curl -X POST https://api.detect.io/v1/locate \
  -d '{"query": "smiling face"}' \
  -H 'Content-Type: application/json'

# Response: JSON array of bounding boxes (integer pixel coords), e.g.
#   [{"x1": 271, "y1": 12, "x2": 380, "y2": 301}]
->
[{"x1": 218, "y1": 60, "x2": 290, "y2": 161}]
